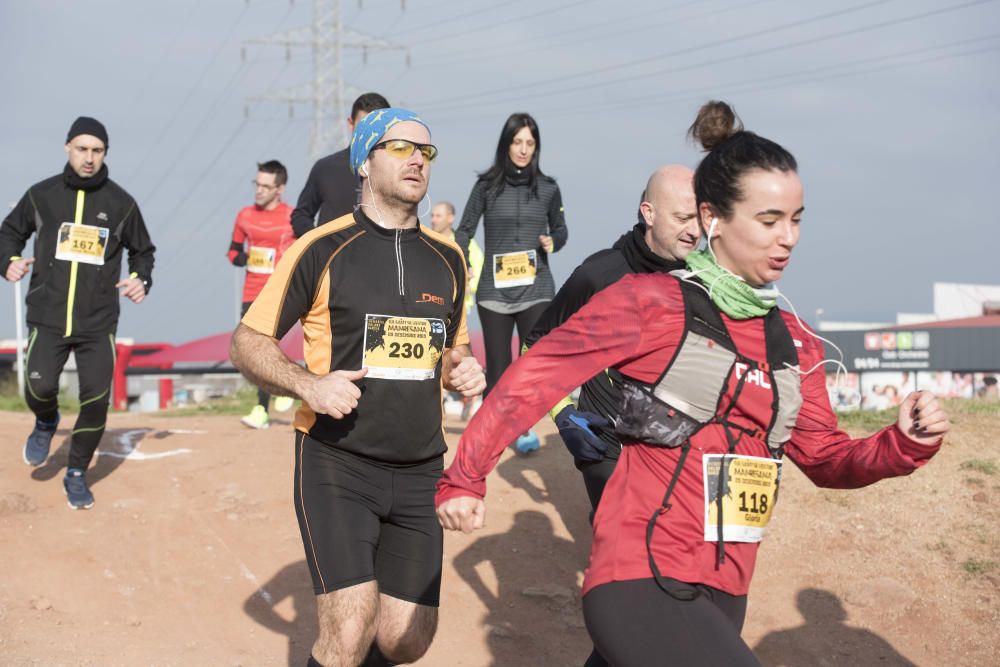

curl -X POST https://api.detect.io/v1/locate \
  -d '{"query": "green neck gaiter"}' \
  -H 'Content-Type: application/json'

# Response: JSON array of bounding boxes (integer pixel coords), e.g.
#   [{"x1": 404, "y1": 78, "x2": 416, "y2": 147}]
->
[{"x1": 684, "y1": 249, "x2": 777, "y2": 319}]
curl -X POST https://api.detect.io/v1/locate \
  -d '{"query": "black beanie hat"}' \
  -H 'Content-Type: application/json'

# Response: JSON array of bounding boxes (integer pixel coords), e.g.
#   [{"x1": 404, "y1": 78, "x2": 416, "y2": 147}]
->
[{"x1": 66, "y1": 116, "x2": 108, "y2": 148}]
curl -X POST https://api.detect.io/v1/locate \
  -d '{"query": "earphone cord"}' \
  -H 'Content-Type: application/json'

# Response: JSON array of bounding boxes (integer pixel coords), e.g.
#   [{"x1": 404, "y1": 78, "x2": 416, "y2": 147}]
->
[{"x1": 358, "y1": 170, "x2": 386, "y2": 227}]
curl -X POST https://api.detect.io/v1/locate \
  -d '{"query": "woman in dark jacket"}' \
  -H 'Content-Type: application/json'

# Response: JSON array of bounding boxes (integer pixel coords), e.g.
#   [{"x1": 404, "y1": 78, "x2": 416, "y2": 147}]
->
[{"x1": 455, "y1": 113, "x2": 568, "y2": 451}]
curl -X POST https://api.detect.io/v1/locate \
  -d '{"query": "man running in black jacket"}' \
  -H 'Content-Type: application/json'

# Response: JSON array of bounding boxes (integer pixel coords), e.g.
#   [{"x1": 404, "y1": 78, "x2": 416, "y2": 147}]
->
[
  {"x1": 0, "y1": 117, "x2": 155, "y2": 510},
  {"x1": 524, "y1": 165, "x2": 698, "y2": 507},
  {"x1": 521, "y1": 164, "x2": 696, "y2": 667},
  {"x1": 290, "y1": 92, "x2": 390, "y2": 237}
]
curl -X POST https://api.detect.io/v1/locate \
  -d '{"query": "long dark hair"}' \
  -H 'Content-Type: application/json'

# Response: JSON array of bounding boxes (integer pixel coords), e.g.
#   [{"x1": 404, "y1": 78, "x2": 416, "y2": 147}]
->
[
  {"x1": 479, "y1": 112, "x2": 546, "y2": 198},
  {"x1": 688, "y1": 100, "x2": 797, "y2": 219}
]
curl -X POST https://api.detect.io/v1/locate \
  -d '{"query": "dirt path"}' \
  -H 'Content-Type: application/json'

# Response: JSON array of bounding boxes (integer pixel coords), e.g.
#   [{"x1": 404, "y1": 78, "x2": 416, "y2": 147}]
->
[{"x1": 0, "y1": 409, "x2": 996, "y2": 666}]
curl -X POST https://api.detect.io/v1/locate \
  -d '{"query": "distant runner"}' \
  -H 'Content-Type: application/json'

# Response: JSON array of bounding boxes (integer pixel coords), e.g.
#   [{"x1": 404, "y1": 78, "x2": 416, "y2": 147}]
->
[
  {"x1": 227, "y1": 159, "x2": 296, "y2": 429},
  {"x1": 0, "y1": 116, "x2": 155, "y2": 510},
  {"x1": 454, "y1": 112, "x2": 567, "y2": 452}
]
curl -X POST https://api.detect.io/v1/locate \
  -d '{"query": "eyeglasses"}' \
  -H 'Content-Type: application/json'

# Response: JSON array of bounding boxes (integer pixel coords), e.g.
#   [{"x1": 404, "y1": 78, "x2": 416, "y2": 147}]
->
[
  {"x1": 371, "y1": 139, "x2": 439, "y2": 163},
  {"x1": 253, "y1": 181, "x2": 278, "y2": 191}
]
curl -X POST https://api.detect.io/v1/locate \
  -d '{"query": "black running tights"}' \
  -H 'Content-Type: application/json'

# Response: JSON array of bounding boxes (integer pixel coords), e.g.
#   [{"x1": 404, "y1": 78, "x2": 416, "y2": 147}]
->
[
  {"x1": 477, "y1": 302, "x2": 549, "y2": 396},
  {"x1": 583, "y1": 578, "x2": 760, "y2": 667}
]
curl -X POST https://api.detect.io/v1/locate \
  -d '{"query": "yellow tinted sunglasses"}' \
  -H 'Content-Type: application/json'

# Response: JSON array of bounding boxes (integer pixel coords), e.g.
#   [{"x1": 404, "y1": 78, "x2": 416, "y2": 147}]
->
[{"x1": 372, "y1": 139, "x2": 439, "y2": 162}]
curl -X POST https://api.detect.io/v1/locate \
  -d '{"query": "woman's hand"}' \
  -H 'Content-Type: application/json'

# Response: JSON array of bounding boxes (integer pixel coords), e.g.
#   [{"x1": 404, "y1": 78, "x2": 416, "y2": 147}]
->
[
  {"x1": 896, "y1": 390, "x2": 950, "y2": 446},
  {"x1": 539, "y1": 234, "x2": 554, "y2": 253}
]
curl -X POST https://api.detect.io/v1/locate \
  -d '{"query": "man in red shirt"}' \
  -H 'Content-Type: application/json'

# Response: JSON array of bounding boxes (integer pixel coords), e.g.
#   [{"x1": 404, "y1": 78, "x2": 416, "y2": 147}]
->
[{"x1": 227, "y1": 160, "x2": 295, "y2": 428}]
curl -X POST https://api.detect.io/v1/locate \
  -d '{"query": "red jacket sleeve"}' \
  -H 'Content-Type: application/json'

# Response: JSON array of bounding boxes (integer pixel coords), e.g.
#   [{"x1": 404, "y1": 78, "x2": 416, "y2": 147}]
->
[
  {"x1": 784, "y1": 325, "x2": 940, "y2": 488},
  {"x1": 227, "y1": 212, "x2": 246, "y2": 264},
  {"x1": 436, "y1": 276, "x2": 650, "y2": 506}
]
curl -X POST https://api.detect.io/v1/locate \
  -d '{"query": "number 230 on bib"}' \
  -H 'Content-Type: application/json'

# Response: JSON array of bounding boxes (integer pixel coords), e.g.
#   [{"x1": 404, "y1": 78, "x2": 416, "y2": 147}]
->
[{"x1": 362, "y1": 314, "x2": 445, "y2": 380}]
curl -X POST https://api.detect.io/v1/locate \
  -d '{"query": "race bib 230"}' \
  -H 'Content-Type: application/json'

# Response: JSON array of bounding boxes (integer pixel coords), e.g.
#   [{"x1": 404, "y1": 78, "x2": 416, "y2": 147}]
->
[{"x1": 362, "y1": 314, "x2": 445, "y2": 380}]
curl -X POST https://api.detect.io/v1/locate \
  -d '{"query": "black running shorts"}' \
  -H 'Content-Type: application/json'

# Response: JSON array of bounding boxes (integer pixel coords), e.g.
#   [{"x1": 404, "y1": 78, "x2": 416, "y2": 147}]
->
[{"x1": 293, "y1": 432, "x2": 444, "y2": 606}]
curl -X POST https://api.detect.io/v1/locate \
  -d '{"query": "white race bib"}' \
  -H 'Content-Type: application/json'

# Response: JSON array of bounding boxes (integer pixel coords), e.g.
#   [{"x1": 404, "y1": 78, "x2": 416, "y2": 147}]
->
[
  {"x1": 246, "y1": 246, "x2": 276, "y2": 274},
  {"x1": 493, "y1": 250, "x2": 537, "y2": 288},
  {"x1": 703, "y1": 454, "x2": 781, "y2": 543},
  {"x1": 362, "y1": 314, "x2": 445, "y2": 380},
  {"x1": 55, "y1": 222, "x2": 107, "y2": 266}
]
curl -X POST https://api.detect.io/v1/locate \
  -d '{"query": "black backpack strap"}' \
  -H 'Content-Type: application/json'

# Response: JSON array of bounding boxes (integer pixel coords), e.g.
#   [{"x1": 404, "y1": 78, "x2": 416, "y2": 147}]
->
[
  {"x1": 762, "y1": 307, "x2": 800, "y2": 457},
  {"x1": 679, "y1": 279, "x2": 737, "y2": 354},
  {"x1": 646, "y1": 441, "x2": 699, "y2": 601},
  {"x1": 763, "y1": 307, "x2": 799, "y2": 370}
]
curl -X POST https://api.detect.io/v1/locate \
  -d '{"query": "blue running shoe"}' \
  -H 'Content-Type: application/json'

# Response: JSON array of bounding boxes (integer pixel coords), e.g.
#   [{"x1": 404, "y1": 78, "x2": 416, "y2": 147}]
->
[
  {"x1": 64, "y1": 468, "x2": 95, "y2": 510},
  {"x1": 514, "y1": 430, "x2": 540, "y2": 455},
  {"x1": 23, "y1": 414, "x2": 59, "y2": 467}
]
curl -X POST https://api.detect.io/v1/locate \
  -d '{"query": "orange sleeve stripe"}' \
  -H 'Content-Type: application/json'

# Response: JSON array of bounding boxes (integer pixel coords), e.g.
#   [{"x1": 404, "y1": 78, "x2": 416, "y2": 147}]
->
[
  {"x1": 242, "y1": 213, "x2": 356, "y2": 337},
  {"x1": 293, "y1": 268, "x2": 333, "y2": 434},
  {"x1": 453, "y1": 310, "x2": 470, "y2": 349}
]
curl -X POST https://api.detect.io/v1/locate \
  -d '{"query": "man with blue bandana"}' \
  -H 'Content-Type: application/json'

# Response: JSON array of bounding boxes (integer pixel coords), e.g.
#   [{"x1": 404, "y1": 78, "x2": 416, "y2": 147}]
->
[{"x1": 231, "y1": 108, "x2": 486, "y2": 667}]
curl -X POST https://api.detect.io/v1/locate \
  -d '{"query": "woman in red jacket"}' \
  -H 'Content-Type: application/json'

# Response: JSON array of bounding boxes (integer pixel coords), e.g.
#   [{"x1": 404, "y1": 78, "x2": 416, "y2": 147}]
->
[{"x1": 435, "y1": 101, "x2": 950, "y2": 666}]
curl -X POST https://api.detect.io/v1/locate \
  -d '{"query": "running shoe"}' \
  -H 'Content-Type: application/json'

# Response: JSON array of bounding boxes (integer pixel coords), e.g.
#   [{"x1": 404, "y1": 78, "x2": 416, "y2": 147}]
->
[
  {"x1": 64, "y1": 468, "x2": 95, "y2": 510},
  {"x1": 23, "y1": 413, "x2": 59, "y2": 467},
  {"x1": 241, "y1": 404, "x2": 270, "y2": 429},
  {"x1": 514, "y1": 430, "x2": 540, "y2": 455},
  {"x1": 273, "y1": 396, "x2": 295, "y2": 412}
]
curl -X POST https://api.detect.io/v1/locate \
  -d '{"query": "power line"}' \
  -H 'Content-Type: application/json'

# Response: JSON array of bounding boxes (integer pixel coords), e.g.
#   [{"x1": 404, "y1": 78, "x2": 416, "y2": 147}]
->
[
  {"x1": 244, "y1": 0, "x2": 409, "y2": 161},
  {"x1": 399, "y1": 0, "x2": 528, "y2": 35},
  {"x1": 407, "y1": 0, "x2": 602, "y2": 47},
  {"x1": 142, "y1": 49, "x2": 297, "y2": 206},
  {"x1": 519, "y1": 33, "x2": 1000, "y2": 119},
  {"x1": 138, "y1": 3, "x2": 299, "y2": 204},
  {"x1": 412, "y1": 0, "x2": 736, "y2": 67},
  {"x1": 414, "y1": 0, "x2": 895, "y2": 107},
  {"x1": 148, "y1": 118, "x2": 250, "y2": 254},
  {"x1": 128, "y1": 0, "x2": 203, "y2": 112},
  {"x1": 419, "y1": 0, "x2": 996, "y2": 114},
  {"x1": 129, "y1": 3, "x2": 252, "y2": 186},
  {"x1": 143, "y1": 118, "x2": 306, "y2": 332}
]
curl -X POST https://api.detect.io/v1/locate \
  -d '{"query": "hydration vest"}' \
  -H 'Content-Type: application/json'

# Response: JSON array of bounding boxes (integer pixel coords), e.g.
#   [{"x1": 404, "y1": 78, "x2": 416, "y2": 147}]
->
[{"x1": 614, "y1": 279, "x2": 805, "y2": 600}]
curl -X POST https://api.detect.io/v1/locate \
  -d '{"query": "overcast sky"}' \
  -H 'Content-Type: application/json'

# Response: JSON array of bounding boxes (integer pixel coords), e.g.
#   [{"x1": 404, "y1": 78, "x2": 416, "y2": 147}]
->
[{"x1": 1, "y1": 0, "x2": 998, "y2": 344}]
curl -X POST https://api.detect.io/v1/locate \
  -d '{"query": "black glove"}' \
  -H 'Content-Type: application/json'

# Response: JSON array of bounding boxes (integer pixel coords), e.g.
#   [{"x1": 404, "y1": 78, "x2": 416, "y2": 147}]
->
[
  {"x1": 232, "y1": 251, "x2": 248, "y2": 267},
  {"x1": 555, "y1": 406, "x2": 611, "y2": 463}
]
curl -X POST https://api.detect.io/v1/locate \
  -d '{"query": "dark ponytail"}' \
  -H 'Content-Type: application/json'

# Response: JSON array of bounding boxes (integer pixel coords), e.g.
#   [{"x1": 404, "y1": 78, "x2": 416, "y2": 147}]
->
[{"x1": 689, "y1": 100, "x2": 797, "y2": 218}]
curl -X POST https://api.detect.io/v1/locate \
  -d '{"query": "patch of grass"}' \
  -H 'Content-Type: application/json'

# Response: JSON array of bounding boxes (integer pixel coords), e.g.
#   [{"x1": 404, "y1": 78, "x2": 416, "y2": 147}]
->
[
  {"x1": 836, "y1": 408, "x2": 897, "y2": 432},
  {"x1": 962, "y1": 558, "x2": 999, "y2": 576},
  {"x1": 835, "y1": 398, "x2": 1000, "y2": 433},
  {"x1": 0, "y1": 393, "x2": 29, "y2": 412},
  {"x1": 153, "y1": 387, "x2": 261, "y2": 417},
  {"x1": 944, "y1": 399, "x2": 1000, "y2": 417},
  {"x1": 0, "y1": 391, "x2": 80, "y2": 414},
  {"x1": 960, "y1": 459, "x2": 998, "y2": 476},
  {"x1": 928, "y1": 540, "x2": 953, "y2": 556},
  {"x1": 965, "y1": 477, "x2": 986, "y2": 487}
]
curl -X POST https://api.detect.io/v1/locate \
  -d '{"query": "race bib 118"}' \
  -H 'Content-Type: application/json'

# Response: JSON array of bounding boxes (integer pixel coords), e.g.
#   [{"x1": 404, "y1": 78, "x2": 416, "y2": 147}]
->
[{"x1": 703, "y1": 454, "x2": 781, "y2": 543}]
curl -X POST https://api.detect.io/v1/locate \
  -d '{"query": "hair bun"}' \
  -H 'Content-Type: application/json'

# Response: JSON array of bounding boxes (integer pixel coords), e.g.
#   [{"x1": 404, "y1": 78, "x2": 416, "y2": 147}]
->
[{"x1": 688, "y1": 100, "x2": 743, "y2": 151}]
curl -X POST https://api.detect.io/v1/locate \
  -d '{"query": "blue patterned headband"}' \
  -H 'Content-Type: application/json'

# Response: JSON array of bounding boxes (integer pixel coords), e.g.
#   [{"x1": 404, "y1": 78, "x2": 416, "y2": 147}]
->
[{"x1": 349, "y1": 107, "x2": 431, "y2": 174}]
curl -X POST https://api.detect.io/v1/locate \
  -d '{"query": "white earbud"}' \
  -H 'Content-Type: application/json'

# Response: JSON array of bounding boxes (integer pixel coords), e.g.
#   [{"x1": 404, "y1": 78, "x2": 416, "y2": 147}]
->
[{"x1": 360, "y1": 162, "x2": 369, "y2": 177}]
